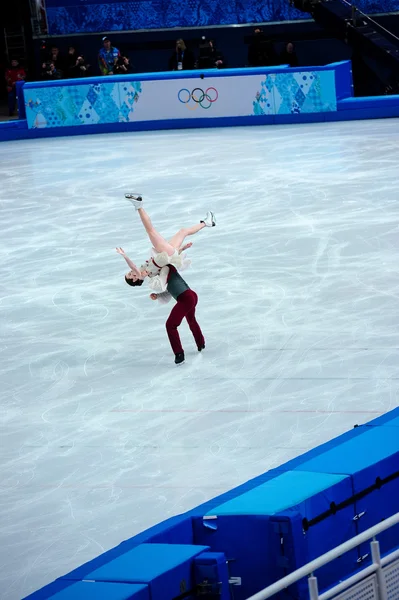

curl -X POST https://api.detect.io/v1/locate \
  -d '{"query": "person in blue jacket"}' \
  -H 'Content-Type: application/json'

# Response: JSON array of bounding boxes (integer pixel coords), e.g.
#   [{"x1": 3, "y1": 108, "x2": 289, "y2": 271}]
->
[{"x1": 98, "y1": 36, "x2": 120, "y2": 75}]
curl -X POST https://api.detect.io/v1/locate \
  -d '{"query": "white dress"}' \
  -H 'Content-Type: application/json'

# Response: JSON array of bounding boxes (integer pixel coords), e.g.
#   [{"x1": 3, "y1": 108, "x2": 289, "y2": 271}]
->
[{"x1": 141, "y1": 248, "x2": 191, "y2": 278}]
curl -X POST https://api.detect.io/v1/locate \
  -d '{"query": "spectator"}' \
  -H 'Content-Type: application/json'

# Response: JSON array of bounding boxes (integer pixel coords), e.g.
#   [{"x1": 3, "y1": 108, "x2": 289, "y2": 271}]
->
[
  {"x1": 248, "y1": 28, "x2": 276, "y2": 67},
  {"x1": 69, "y1": 55, "x2": 91, "y2": 78},
  {"x1": 98, "y1": 36, "x2": 120, "y2": 75},
  {"x1": 65, "y1": 45, "x2": 78, "y2": 77},
  {"x1": 5, "y1": 59, "x2": 26, "y2": 116},
  {"x1": 197, "y1": 37, "x2": 225, "y2": 69},
  {"x1": 168, "y1": 39, "x2": 195, "y2": 71},
  {"x1": 114, "y1": 54, "x2": 133, "y2": 75},
  {"x1": 280, "y1": 42, "x2": 299, "y2": 67},
  {"x1": 48, "y1": 45, "x2": 65, "y2": 75},
  {"x1": 41, "y1": 61, "x2": 62, "y2": 80}
]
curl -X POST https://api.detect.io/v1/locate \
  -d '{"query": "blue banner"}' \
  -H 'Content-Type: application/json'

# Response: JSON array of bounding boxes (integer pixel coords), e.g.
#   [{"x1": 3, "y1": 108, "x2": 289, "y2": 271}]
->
[
  {"x1": 44, "y1": 0, "x2": 399, "y2": 35},
  {"x1": 46, "y1": 0, "x2": 130, "y2": 6}
]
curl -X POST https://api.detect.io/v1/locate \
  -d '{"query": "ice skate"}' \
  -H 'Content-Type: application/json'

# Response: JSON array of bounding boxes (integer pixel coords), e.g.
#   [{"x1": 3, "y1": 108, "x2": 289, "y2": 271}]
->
[
  {"x1": 125, "y1": 193, "x2": 143, "y2": 209},
  {"x1": 175, "y1": 352, "x2": 185, "y2": 365},
  {"x1": 201, "y1": 211, "x2": 216, "y2": 227}
]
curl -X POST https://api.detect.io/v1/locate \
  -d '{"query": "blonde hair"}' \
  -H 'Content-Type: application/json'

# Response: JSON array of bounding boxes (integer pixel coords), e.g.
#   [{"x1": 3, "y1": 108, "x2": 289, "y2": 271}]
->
[{"x1": 176, "y1": 39, "x2": 186, "y2": 51}]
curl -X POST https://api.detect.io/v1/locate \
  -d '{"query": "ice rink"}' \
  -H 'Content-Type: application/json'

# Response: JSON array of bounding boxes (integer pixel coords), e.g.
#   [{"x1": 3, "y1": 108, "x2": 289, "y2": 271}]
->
[{"x1": 1, "y1": 119, "x2": 399, "y2": 600}]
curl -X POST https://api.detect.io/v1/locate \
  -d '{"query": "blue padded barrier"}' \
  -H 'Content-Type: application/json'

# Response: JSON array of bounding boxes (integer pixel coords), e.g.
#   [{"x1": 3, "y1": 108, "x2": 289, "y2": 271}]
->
[
  {"x1": 23, "y1": 426, "x2": 370, "y2": 600},
  {"x1": 368, "y1": 414, "x2": 399, "y2": 428},
  {"x1": 193, "y1": 552, "x2": 230, "y2": 600},
  {"x1": 16, "y1": 80, "x2": 26, "y2": 120},
  {"x1": 363, "y1": 407, "x2": 399, "y2": 428},
  {"x1": 4, "y1": 104, "x2": 399, "y2": 145},
  {"x1": 25, "y1": 416, "x2": 390, "y2": 600},
  {"x1": 61, "y1": 515, "x2": 193, "y2": 581},
  {"x1": 325, "y1": 106, "x2": 399, "y2": 122},
  {"x1": 189, "y1": 425, "x2": 369, "y2": 518},
  {"x1": 146, "y1": 513, "x2": 194, "y2": 545},
  {"x1": 329, "y1": 61, "x2": 354, "y2": 101},
  {"x1": 296, "y1": 427, "x2": 399, "y2": 563},
  {"x1": 25, "y1": 516, "x2": 224, "y2": 600},
  {"x1": 274, "y1": 113, "x2": 329, "y2": 125},
  {"x1": 0, "y1": 119, "x2": 27, "y2": 131},
  {"x1": 338, "y1": 95, "x2": 399, "y2": 110},
  {"x1": 63, "y1": 544, "x2": 210, "y2": 600},
  {"x1": 3, "y1": 61, "x2": 399, "y2": 144},
  {"x1": 24, "y1": 515, "x2": 195, "y2": 600},
  {"x1": 21, "y1": 64, "x2": 338, "y2": 132},
  {"x1": 328, "y1": 96, "x2": 399, "y2": 122},
  {"x1": 193, "y1": 470, "x2": 354, "y2": 600},
  {"x1": 47, "y1": 581, "x2": 149, "y2": 600}
]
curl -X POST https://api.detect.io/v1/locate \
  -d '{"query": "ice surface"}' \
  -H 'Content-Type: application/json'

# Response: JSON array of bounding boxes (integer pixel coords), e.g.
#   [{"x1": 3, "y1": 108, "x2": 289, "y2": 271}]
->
[{"x1": 1, "y1": 120, "x2": 399, "y2": 600}]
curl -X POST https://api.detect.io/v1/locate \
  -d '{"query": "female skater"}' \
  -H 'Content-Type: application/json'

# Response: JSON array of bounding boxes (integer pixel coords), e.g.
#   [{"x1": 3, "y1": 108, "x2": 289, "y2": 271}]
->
[{"x1": 116, "y1": 193, "x2": 216, "y2": 286}]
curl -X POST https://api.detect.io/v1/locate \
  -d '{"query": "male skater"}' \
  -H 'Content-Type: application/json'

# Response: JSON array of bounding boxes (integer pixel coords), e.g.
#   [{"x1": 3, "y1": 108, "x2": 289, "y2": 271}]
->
[{"x1": 149, "y1": 263, "x2": 205, "y2": 365}]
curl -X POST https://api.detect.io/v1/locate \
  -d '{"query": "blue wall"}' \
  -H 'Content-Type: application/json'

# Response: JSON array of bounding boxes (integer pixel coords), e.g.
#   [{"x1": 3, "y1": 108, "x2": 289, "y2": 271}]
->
[
  {"x1": 44, "y1": 0, "x2": 399, "y2": 35},
  {"x1": 45, "y1": 0, "x2": 304, "y2": 35}
]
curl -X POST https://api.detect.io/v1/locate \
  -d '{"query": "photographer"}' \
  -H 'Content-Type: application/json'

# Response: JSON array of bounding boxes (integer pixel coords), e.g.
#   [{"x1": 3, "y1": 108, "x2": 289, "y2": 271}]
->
[
  {"x1": 69, "y1": 55, "x2": 91, "y2": 78},
  {"x1": 41, "y1": 61, "x2": 62, "y2": 80},
  {"x1": 114, "y1": 55, "x2": 133, "y2": 75}
]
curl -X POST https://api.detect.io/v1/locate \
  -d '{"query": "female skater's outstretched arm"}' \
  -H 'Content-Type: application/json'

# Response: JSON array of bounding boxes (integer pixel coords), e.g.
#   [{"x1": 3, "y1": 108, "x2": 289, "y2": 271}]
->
[{"x1": 116, "y1": 248, "x2": 144, "y2": 280}]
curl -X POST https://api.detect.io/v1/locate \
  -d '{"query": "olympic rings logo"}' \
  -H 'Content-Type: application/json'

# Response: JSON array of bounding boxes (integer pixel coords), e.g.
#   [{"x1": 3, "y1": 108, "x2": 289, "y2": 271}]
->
[{"x1": 178, "y1": 87, "x2": 219, "y2": 110}]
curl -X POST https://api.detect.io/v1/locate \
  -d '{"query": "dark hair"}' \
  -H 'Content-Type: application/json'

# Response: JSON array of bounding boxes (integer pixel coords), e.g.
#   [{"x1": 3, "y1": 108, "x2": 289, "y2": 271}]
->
[{"x1": 125, "y1": 276, "x2": 144, "y2": 287}]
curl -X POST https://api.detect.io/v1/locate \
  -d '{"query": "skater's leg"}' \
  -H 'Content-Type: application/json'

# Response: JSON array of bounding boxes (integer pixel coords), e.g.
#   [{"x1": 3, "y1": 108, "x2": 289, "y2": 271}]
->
[
  {"x1": 166, "y1": 291, "x2": 197, "y2": 356},
  {"x1": 185, "y1": 292, "x2": 205, "y2": 350},
  {"x1": 166, "y1": 301, "x2": 187, "y2": 355},
  {"x1": 137, "y1": 207, "x2": 176, "y2": 256},
  {"x1": 168, "y1": 211, "x2": 215, "y2": 249},
  {"x1": 168, "y1": 223, "x2": 205, "y2": 249}
]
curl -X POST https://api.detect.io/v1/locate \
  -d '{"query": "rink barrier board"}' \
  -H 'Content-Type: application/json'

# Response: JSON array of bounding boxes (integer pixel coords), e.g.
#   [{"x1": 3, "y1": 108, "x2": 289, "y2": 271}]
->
[
  {"x1": 294, "y1": 426, "x2": 399, "y2": 562},
  {"x1": 64, "y1": 544, "x2": 213, "y2": 595},
  {"x1": 193, "y1": 471, "x2": 357, "y2": 600},
  {"x1": 27, "y1": 426, "x2": 371, "y2": 599},
  {"x1": 1, "y1": 58, "x2": 399, "y2": 143},
  {"x1": 53, "y1": 547, "x2": 229, "y2": 600},
  {"x1": 24, "y1": 407, "x2": 399, "y2": 600},
  {"x1": 21, "y1": 65, "x2": 339, "y2": 130},
  {"x1": 0, "y1": 61, "x2": 349, "y2": 142},
  {"x1": 192, "y1": 421, "x2": 399, "y2": 600},
  {"x1": 42, "y1": 581, "x2": 150, "y2": 600},
  {"x1": 3, "y1": 97, "x2": 399, "y2": 143}
]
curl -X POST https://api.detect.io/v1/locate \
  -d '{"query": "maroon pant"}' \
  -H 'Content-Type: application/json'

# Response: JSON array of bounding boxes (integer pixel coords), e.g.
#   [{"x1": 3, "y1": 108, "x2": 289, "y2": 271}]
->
[{"x1": 166, "y1": 289, "x2": 205, "y2": 355}]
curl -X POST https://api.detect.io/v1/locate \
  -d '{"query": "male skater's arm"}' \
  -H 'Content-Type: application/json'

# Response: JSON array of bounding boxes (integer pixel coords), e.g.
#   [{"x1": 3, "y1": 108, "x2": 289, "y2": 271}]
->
[{"x1": 150, "y1": 291, "x2": 172, "y2": 304}]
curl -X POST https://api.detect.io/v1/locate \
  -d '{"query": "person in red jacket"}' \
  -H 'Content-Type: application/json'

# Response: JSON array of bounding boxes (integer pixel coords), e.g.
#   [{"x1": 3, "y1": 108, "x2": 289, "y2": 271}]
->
[{"x1": 5, "y1": 59, "x2": 26, "y2": 116}]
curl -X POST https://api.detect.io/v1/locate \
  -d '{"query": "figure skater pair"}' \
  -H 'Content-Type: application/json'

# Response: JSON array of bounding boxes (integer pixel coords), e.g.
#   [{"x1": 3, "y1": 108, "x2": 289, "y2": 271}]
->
[{"x1": 116, "y1": 194, "x2": 216, "y2": 364}]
